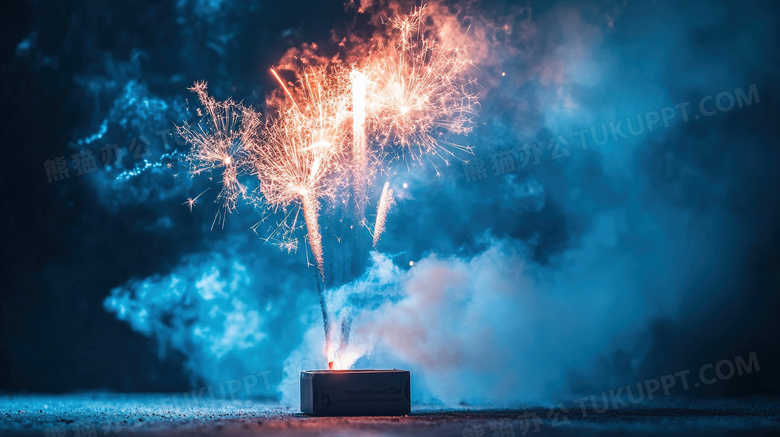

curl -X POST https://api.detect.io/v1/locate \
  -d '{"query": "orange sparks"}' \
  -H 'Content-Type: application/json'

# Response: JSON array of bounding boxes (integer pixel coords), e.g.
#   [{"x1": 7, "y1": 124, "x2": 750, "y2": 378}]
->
[
  {"x1": 251, "y1": 65, "x2": 351, "y2": 280},
  {"x1": 180, "y1": 4, "x2": 477, "y2": 239},
  {"x1": 365, "y1": 5, "x2": 478, "y2": 167},
  {"x1": 177, "y1": 81, "x2": 260, "y2": 222}
]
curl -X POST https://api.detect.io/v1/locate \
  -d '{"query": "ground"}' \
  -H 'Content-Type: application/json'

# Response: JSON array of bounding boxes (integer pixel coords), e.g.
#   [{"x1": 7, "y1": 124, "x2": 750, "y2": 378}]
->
[{"x1": 1, "y1": 394, "x2": 779, "y2": 436}]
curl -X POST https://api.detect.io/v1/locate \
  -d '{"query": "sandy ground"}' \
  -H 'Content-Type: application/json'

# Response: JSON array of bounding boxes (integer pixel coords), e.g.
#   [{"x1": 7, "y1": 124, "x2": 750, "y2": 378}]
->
[{"x1": 1, "y1": 394, "x2": 779, "y2": 436}]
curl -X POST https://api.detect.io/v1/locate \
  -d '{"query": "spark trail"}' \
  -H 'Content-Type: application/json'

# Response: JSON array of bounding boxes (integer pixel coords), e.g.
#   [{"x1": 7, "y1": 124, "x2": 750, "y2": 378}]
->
[
  {"x1": 373, "y1": 182, "x2": 395, "y2": 247},
  {"x1": 351, "y1": 69, "x2": 369, "y2": 219},
  {"x1": 183, "y1": 188, "x2": 210, "y2": 212}
]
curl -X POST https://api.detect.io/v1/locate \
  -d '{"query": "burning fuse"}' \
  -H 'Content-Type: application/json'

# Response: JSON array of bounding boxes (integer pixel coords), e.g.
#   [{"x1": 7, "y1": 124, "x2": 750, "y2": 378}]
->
[{"x1": 300, "y1": 369, "x2": 411, "y2": 416}]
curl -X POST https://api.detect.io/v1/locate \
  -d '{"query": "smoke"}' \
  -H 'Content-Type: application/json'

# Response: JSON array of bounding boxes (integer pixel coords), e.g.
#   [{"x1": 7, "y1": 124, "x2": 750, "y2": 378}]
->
[
  {"x1": 103, "y1": 236, "x2": 318, "y2": 391},
  {"x1": 279, "y1": 195, "x2": 721, "y2": 406}
]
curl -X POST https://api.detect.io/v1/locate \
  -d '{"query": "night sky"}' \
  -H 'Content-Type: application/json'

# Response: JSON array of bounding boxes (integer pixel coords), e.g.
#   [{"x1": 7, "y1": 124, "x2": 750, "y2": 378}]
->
[{"x1": 1, "y1": 0, "x2": 779, "y2": 407}]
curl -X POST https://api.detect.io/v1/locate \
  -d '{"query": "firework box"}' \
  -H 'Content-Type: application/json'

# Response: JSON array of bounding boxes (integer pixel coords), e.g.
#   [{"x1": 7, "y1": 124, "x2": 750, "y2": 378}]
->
[{"x1": 300, "y1": 369, "x2": 411, "y2": 416}]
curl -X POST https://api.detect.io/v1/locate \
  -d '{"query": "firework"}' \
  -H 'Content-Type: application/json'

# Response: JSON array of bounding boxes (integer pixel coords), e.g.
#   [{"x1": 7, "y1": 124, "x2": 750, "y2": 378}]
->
[
  {"x1": 365, "y1": 5, "x2": 478, "y2": 168},
  {"x1": 373, "y1": 182, "x2": 395, "y2": 247},
  {"x1": 177, "y1": 2, "x2": 480, "y2": 368},
  {"x1": 177, "y1": 82, "x2": 260, "y2": 227},
  {"x1": 251, "y1": 66, "x2": 350, "y2": 279}
]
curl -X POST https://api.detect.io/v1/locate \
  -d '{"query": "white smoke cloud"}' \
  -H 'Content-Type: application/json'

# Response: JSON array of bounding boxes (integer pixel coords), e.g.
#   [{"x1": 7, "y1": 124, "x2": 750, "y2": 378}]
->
[{"x1": 280, "y1": 221, "x2": 680, "y2": 406}]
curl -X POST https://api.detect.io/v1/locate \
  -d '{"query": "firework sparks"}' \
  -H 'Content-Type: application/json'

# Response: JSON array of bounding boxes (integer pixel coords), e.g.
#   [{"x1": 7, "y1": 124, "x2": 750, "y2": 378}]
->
[
  {"x1": 183, "y1": 188, "x2": 210, "y2": 212},
  {"x1": 365, "y1": 5, "x2": 478, "y2": 168},
  {"x1": 251, "y1": 66, "x2": 350, "y2": 279},
  {"x1": 373, "y1": 181, "x2": 395, "y2": 247},
  {"x1": 177, "y1": 82, "x2": 260, "y2": 226}
]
